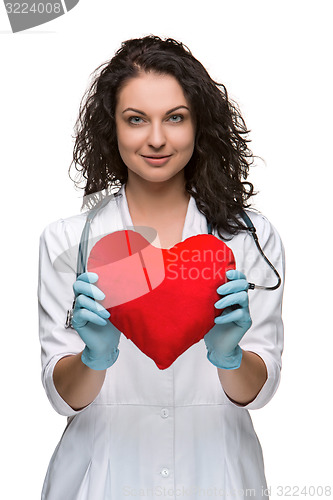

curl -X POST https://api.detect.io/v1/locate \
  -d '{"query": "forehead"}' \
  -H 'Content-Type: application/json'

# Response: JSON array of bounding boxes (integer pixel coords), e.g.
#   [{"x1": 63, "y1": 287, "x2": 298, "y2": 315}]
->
[{"x1": 116, "y1": 72, "x2": 190, "y2": 110}]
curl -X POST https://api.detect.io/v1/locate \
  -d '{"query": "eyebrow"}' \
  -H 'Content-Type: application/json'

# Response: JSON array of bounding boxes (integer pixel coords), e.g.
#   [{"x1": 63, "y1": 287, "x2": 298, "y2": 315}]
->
[{"x1": 122, "y1": 105, "x2": 190, "y2": 115}]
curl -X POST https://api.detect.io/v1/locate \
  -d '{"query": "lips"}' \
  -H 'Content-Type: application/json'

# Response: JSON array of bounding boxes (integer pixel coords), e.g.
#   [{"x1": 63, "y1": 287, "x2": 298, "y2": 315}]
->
[
  {"x1": 142, "y1": 155, "x2": 171, "y2": 158},
  {"x1": 142, "y1": 155, "x2": 172, "y2": 166}
]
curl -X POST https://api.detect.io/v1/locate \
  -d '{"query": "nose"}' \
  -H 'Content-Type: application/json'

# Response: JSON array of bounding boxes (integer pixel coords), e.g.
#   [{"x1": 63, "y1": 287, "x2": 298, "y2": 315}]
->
[{"x1": 147, "y1": 121, "x2": 167, "y2": 149}]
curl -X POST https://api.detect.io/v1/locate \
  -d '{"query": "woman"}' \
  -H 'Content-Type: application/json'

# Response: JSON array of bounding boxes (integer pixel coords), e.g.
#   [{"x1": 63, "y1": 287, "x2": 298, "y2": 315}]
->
[{"x1": 38, "y1": 35, "x2": 285, "y2": 499}]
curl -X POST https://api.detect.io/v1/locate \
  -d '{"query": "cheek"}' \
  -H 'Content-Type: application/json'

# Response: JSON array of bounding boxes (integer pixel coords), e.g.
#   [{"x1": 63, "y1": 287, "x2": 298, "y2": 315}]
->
[
  {"x1": 117, "y1": 127, "x2": 141, "y2": 153},
  {"x1": 172, "y1": 127, "x2": 195, "y2": 151}
]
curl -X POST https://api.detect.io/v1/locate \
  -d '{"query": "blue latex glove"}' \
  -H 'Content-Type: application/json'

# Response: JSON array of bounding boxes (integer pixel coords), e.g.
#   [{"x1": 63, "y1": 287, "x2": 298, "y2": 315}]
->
[
  {"x1": 71, "y1": 272, "x2": 121, "y2": 370},
  {"x1": 204, "y1": 269, "x2": 252, "y2": 370}
]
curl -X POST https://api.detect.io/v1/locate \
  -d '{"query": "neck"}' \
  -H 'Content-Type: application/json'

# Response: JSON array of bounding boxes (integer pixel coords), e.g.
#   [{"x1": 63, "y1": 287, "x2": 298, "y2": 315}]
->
[{"x1": 124, "y1": 173, "x2": 190, "y2": 219}]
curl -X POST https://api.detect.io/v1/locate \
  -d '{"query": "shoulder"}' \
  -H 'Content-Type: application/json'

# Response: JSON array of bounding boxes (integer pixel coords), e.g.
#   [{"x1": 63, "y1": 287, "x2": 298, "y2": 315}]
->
[
  {"x1": 39, "y1": 194, "x2": 121, "y2": 256},
  {"x1": 241, "y1": 208, "x2": 284, "y2": 247},
  {"x1": 239, "y1": 209, "x2": 286, "y2": 274},
  {"x1": 38, "y1": 216, "x2": 86, "y2": 278},
  {"x1": 39, "y1": 212, "x2": 87, "y2": 262}
]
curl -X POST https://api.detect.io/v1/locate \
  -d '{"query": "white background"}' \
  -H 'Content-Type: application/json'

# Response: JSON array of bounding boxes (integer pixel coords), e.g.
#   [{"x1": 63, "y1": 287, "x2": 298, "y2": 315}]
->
[{"x1": 1, "y1": 1, "x2": 332, "y2": 498}]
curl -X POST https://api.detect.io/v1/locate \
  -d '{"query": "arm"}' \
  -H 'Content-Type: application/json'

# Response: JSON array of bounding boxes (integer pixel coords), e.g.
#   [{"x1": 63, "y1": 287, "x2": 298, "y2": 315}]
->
[
  {"x1": 38, "y1": 220, "x2": 119, "y2": 416},
  {"x1": 217, "y1": 350, "x2": 267, "y2": 406},
  {"x1": 53, "y1": 353, "x2": 106, "y2": 411},
  {"x1": 205, "y1": 214, "x2": 285, "y2": 410},
  {"x1": 54, "y1": 270, "x2": 121, "y2": 410},
  {"x1": 235, "y1": 214, "x2": 285, "y2": 410},
  {"x1": 204, "y1": 268, "x2": 261, "y2": 403}
]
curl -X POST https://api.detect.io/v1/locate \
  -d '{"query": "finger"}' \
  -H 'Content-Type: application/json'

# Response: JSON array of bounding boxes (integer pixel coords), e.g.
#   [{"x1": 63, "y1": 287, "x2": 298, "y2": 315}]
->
[
  {"x1": 216, "y1": 279, "x2": 249, "y2": 295},
  {"x1": 214, "y1": 307, "x2": 251, "y2": 326},
  {"x1": 73, "y1": 280, "x2": 105, "y2": 301},
  {"x1": 72, "y1": 308, "x2": 108, "y2": 328},
  {"x1": 214, "y1": 290, "x2": 249, "y2": 310},
  {"x1": 77, "y1": 272, "x2": 99, "y2": 283},
  {"x1": 75, "y1": 294, "x2": 110, "y2": 319},
  {"x1": 226, "y1": 269, "x2": 247, "y2": 281},
  {"x1": 217, "y1": 305, "x2": 243, "y2": 316}
]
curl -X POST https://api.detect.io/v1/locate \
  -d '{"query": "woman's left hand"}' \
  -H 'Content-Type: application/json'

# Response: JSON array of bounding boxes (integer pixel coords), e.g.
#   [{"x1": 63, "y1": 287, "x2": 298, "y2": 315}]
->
[{"x1": 204, "y1": 269, "x2": 252, "y2": 370}]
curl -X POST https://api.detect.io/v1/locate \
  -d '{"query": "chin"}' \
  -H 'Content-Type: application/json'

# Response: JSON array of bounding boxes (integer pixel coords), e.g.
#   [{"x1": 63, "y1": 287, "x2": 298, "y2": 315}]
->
[{"x1": 129, "y1": 166, "x2": 186, "y2": 184}]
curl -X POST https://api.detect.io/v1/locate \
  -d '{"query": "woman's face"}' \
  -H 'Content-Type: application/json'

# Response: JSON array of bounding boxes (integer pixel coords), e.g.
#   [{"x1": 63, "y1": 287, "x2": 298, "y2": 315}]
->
[{"x1": 115, "y1": 71, "x2": 196, "y2": 186}]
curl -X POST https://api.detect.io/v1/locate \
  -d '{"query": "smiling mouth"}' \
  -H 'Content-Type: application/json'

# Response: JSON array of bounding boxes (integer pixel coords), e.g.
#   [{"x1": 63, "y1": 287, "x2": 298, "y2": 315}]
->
[{"x1": 142, "y1": 155, "x2": 172, "y2": 158}]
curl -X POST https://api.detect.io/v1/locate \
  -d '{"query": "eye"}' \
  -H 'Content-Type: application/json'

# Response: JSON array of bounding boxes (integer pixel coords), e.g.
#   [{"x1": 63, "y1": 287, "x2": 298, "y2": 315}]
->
[
  {"x1": 128, "y1": 116, "x2": 144, "y2": 125},
  {"x1": 168, "y1": 114, "x2": 184, "y2": 123}
]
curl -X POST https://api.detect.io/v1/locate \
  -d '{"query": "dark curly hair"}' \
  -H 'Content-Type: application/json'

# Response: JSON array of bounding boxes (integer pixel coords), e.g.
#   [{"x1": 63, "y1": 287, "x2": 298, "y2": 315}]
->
[{"x1": 69, "y1": 34, "x2": 257, "y2": 237}]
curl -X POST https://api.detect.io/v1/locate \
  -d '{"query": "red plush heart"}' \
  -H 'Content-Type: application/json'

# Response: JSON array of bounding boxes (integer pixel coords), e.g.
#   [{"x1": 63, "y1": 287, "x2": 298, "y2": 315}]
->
[{"x1": 87, "y1": 230, "x2": 235, "y2": 370}]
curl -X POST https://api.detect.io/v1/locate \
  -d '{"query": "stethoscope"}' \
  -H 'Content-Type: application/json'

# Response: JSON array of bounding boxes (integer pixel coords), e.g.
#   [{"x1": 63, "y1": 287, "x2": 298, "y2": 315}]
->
[{"x1": 65, "y1": 195, "x2": 281, "y2": 328}]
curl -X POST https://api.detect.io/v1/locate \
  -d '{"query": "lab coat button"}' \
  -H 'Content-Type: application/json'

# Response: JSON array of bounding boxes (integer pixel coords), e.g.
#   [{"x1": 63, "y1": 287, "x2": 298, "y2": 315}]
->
[
  {"x1": 160, "y1": 468, "x2": 170, "y2": 478},
  {"x1": 160, "y1": 408, "x2": 169, "y2": 418}
]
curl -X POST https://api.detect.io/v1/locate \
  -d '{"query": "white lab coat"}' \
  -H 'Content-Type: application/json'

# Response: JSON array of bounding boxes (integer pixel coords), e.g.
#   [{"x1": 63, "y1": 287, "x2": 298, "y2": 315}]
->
[{"x1": 38, "y1": 184, "x2": 285, "y2": 500}]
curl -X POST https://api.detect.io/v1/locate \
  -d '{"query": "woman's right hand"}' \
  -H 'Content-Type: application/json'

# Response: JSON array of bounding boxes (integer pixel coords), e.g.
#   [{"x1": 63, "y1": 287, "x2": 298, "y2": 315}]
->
[{"x1": 72, "y1": 272, "x2": 121, "y2": 370}]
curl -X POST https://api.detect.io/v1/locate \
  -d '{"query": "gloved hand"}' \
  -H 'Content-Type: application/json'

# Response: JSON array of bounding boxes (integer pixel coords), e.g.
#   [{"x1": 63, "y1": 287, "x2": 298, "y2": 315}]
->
[
  {"x1": 71, "y1": 271, "x2": 121, "y2": 370},
  {"x1": 204, "y1": 269, "x2": 252, "y2": 370}
]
